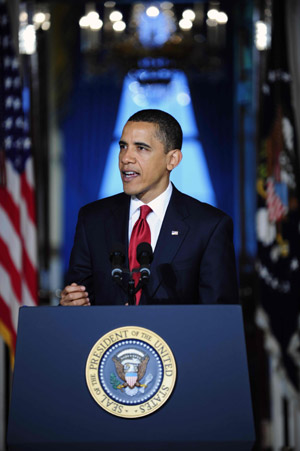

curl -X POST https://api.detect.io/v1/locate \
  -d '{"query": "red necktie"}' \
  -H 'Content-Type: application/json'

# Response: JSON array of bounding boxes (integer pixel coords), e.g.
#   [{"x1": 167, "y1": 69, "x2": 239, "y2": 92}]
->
[{"x1": 129, "y1": 205, "x2": 152, "y2": 305}]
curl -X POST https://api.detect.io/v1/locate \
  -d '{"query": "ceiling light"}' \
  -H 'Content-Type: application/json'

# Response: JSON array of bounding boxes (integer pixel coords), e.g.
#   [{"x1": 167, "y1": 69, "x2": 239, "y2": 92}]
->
[
  {"x1": 113, "y1": 21, "x2": 126, "y2": 32},
  {"x1": 255, "y1": 21, "x2": 269, "y2": 50},
  {"x1": 90, "y1": 19, "x2": 103, "y2": 30},
  {"x1": 19, "y1": 25, "x2": 36, "y2": 55},
  {"x1": 79, "y1": 16, "x2": 89, "y2": 28},
  {"x1": 161, "y1": 2, "x2": 173, "y2": 9},
  {"x1": 33, "y1": 12, "x2": 46, "y2": 24},
  {"x1": 179, "y1": 18, "x2": 193, "y2": 30},
  {"x1": 19, "y1": 12, "x2": 28, "y2": 23},
  {"x1": 206, "y1": 18, "x2": 218, "y2": 27},
  {"x1": 207, "y1": 9, "x2": 219, "y2": 20},
  {"x1": 146, "y1": 6, "x2": 160, "y2": 17},
  {"x1": 182, "y1": 9, "x2": 195, "y2": 21},
  {"x1": 216, "y1": 12, "x2": 228, "y2": 24},
  {"x1": 87, "y1": 11, "x2": 99, "y2": 22},
  {"x1": 41, "y1": 21, "x2": 51, "y2": 31},
  {"x1": 87, "y1": 11, "x2": 101, "y2": 29},
  {"x1": 109, "y1": 11, "x2": 123, "y2": 22},
  {"x1": 177, "y1": 92, "x2": 191, "y2": 106}
]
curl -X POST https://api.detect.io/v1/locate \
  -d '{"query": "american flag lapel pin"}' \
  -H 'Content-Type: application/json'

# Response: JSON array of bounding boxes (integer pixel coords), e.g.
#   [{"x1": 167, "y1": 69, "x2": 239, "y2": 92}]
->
[{"x1": 171, "y1": 231, "x2": 179, "y2": 235}]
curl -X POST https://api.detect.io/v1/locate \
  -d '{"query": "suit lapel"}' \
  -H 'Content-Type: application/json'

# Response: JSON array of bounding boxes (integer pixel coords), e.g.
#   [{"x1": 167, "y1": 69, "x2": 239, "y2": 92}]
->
[
  {"x1": 104, "y1": 194, "x2": 130, "y2": 267},
  {"x1": 147, "y1": 187, "x2": 190, "y2": 298}
]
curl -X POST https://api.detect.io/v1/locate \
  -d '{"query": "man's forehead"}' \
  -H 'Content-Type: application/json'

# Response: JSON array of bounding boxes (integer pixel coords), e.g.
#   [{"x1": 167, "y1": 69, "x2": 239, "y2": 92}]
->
[
  {"x1": 121, "y1": 121, "x2": 160, "y2": 140},
  {"x1": 123, "y1": 120, "x2": 157, "y2": 131}
]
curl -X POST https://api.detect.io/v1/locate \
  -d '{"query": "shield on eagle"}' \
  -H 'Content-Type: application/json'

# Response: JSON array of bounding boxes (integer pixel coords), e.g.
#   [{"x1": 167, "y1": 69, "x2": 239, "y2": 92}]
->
[
  {"x1": 112, "y1": 348, "x2": 149, "y2": 390},
  {"x1": 125, "y1": 372, "x2": 138, "y2": 388}
]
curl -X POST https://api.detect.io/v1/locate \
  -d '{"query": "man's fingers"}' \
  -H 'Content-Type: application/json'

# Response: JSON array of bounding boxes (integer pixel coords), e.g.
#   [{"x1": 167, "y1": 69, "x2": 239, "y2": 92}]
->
[
  {"x1": 61, "y1": 297, "x2": 90, "y2": 307},
  {"x1": 65, "y1": 284, "x2": 86, "y2": 293},
  {"x1": 68, "y1": 297, "x2": 89, "y2": 306},
  {"x1": 64, "y1": 291, "x2": 88, "y2": 301},
  {"x1": 61, "y1": 284, "x2": 86, "y2": 296},
  {"x1": 60, "y1": 283, "x2": 89, "y2": 306}
]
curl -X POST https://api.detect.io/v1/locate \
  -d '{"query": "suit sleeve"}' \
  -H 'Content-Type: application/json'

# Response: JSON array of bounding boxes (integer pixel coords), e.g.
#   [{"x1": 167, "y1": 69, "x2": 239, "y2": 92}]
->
[
  {"x1": 66, "y1": 208, "x2": 95, "y2": 303},
  {"x1": 198, "y1": 215, "x2": 239, "y2": 304}
]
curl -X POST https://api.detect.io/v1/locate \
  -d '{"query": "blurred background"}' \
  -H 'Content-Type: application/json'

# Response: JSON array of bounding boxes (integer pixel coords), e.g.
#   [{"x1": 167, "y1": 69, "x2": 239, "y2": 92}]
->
[{"x1": 0, "y1": 0, "x2": 299, "y2": 449}]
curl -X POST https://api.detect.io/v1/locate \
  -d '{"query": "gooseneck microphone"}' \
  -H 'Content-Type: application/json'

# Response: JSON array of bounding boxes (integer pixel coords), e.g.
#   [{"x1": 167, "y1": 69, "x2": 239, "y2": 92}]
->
[
  {"x1": 109, "y1": 244, "x2": 125, "y2": 281},
  {"x1": 136, "y1": 242, "x2": 153, "y2": 281}
]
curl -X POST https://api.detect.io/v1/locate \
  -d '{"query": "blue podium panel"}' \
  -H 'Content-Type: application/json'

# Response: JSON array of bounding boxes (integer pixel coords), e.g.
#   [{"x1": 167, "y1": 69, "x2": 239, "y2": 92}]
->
[{"x1": 7, "y1": 305, "x2": 255, "y2": 450}]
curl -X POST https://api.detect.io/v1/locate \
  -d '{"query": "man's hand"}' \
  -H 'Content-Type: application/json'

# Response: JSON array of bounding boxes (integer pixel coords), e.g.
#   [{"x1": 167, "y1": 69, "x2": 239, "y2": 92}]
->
[{"x1": 60, "y1": 283, "x2": 90, "y2": 306}]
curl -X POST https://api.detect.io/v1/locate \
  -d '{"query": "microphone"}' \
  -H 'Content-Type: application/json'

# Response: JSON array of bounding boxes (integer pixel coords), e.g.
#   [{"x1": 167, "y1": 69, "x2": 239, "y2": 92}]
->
[
  {"x1": 136, "y1": 242, "x2": 153, "y2": 281},
  {"x1": 110, "y1": 244, "x2": 125, "y2": 281}
]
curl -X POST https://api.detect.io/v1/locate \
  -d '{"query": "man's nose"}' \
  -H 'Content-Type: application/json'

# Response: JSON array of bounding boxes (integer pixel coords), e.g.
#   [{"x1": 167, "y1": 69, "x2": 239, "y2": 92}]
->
[{"x1": 121, "y1": 147, "x2": 136, "y2": 164}]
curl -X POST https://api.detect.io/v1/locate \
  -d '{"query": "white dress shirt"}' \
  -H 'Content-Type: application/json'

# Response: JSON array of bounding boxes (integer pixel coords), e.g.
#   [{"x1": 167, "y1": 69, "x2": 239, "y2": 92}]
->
[{"x1": 128, "y1": 182, "x2": 173, "y2": 252}]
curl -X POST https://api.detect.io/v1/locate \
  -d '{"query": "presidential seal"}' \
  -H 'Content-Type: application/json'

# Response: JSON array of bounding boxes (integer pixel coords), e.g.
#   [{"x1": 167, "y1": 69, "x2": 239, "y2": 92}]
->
[{"x1": 85, "y1": 326, "x2": 176, "y2": 418}]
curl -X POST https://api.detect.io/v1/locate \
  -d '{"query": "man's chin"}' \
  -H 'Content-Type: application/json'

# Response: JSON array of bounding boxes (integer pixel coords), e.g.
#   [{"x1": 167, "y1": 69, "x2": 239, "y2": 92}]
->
[{"x1": 122, "y1": 184, "x2": 140, "y2": 197}]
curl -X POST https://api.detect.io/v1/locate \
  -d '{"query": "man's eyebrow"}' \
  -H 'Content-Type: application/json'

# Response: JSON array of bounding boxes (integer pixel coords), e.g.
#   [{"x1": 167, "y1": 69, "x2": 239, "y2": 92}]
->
[
  {"x1": 134, "y1": 141, "x2": 151, "y2": 149},
  {"x1": 119, "y1": 140, "x2": 152, "y2": 149}
]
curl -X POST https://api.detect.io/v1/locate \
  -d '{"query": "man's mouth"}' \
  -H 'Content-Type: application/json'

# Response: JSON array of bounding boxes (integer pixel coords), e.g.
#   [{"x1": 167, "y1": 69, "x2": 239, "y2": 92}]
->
[{"x1": 122, "y1": 171, "x2": 139, "y2": 181}]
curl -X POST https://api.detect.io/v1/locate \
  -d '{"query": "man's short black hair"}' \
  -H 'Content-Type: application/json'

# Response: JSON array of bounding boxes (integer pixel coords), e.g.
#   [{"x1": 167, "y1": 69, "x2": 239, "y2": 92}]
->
[{"x1": 127, "y1": 109, "x2": 183, "y2": 152}]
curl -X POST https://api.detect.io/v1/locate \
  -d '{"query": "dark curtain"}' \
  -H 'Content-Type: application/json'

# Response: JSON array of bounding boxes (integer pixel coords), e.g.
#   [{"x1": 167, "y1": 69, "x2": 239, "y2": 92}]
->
[
  {"x1": 186, "y1": 2, "x2": 235, "y2": 223},
  {"x1": 188, "y1": 76, "x2": 235, "y2": 219},
  {"x1": 62, "y1": 74, "x2": 123, "y2": 273}
]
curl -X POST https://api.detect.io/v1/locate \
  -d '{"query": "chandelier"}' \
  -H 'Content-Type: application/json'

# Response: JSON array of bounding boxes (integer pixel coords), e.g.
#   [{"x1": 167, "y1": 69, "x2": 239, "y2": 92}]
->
[{"x1": 78, "y1": 1, "x2": 229, "y2": 82}]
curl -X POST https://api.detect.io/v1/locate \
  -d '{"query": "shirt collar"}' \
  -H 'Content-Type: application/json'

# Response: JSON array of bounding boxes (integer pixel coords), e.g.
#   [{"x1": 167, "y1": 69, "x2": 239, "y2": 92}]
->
[{"x1": 129, "y1": 182, "x2": 173, "y2": 220}]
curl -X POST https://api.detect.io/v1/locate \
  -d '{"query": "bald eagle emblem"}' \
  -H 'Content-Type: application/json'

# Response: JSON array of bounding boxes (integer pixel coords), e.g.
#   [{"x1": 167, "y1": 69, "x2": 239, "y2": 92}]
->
[{"x1": 111, "y1": 348, "x2": 152, "y2": 395}]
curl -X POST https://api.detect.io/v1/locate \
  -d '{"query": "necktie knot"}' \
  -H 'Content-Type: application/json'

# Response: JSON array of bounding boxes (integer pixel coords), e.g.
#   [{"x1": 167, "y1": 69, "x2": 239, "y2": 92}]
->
[{"x1": 139, "y1": 205, "x2": 152, "y2": 220}]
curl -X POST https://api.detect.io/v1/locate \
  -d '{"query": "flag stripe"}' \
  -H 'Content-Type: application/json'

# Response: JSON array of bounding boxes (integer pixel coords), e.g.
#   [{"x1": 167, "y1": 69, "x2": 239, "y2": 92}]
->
[
  {"x1": 21, "y1": 170, "x2": 35, "y2": 224},
  {"x1": 22, "y1": 280, "x2": 36, "y2": 307},
  {"x1": 0, "y1": 186, "x2": 21, "y2": 235},
  {"x1": 0, "y1": 236, "x2": 21, "y2": 300},
  {"x1": 20, "y1": 197, "x2": 37, "y2": 266},
  {"x1": 22, "y1": 246, "x2": 38, "y2": 302},
  {"x1": 0, "y1": 264, "x2": 21, "y2": 331},
  {"x1": 5, "y1": 159, "x2": 20, "y2": 207},
  {"x1": 0, "y1": 206, "x2": 21, "y2": 272},
  {"x1": 24, "y1": 157, "x2": 34, "y2": 189}
]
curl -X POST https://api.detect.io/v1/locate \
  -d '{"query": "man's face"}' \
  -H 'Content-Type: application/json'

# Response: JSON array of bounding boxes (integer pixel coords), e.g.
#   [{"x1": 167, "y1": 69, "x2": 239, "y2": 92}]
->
[{"x1": 119, "y1": 121, "x2": 179, "y2": 203}]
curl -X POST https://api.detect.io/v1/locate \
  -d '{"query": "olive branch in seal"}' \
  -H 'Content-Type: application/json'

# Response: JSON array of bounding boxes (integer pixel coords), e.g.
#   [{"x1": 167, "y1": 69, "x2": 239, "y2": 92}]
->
[{"x1": 110, "y1": 373, "x2": 123, "y2": 390}]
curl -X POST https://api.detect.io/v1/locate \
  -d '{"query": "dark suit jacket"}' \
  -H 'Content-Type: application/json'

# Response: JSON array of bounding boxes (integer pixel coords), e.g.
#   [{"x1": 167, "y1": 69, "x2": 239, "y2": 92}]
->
[{"x1": 67, "y1": 186, "x2": 239, "y2": 305}]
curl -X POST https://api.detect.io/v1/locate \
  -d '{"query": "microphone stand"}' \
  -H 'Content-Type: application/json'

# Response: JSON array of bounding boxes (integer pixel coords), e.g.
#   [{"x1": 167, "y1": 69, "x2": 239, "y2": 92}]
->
[
  {"x1": 110, "y1": 242, "x2": 152, "y2": 305},
  {"x1": 111, "y1": 267, "x2": 149, "y2": 306},
  {"x1": 127, "y1": 277, "x2": 136, "y2": 306}
]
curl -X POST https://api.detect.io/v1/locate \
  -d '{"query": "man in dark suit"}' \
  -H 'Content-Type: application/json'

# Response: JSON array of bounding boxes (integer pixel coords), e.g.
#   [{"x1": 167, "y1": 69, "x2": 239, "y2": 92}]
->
[{"x1": 60, "y1": 109, "x2": 238, "y2": 306}]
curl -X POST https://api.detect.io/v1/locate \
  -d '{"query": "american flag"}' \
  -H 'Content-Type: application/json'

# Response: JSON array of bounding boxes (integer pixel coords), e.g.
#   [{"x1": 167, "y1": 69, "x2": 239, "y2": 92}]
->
[
  {"x1": 266, "y1": 178, "x2": 287, "y2": 223},
  {"x1": 0, "y1": 0, "x2": 38, "y2": 364}
]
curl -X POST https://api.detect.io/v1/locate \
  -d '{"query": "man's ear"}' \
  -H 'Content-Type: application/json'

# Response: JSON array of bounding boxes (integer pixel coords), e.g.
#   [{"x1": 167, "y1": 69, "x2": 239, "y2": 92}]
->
[{"x1": 166, "y1": 149, "x2": 183, "y2": 172}]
